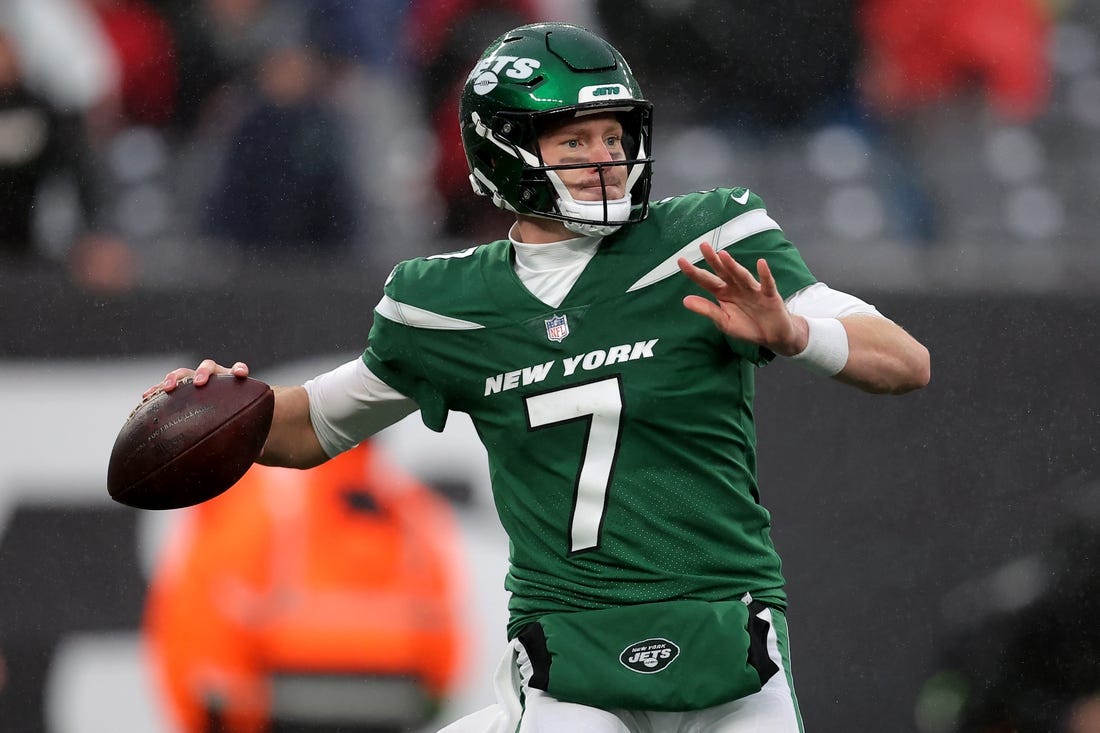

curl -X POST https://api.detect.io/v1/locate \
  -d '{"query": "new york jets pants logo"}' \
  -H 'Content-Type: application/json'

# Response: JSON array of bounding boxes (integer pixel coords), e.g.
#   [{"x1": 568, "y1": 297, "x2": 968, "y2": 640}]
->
[{"x1": 620, "y1": 638, "x2": 680, "y2": 673}]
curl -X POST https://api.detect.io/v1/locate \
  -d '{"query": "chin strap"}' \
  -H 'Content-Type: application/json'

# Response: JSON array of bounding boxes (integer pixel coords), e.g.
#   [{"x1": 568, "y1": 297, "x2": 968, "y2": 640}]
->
[
  {"x1": 546, "y1": 167, "x2": 631, "y2": 236},
  {"x1": 563, "y1": 221, "x2": 622, "y2": 237},
  {"x1": 560, "y1": 196, "x2": 630, "y2": 237}
]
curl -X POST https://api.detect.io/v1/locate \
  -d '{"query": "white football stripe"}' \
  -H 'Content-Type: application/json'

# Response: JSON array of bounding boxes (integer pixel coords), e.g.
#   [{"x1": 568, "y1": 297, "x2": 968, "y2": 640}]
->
[
  {"x1": 375, "y1": 295, "x2": 484, "y2": 330},
  {"x1": 626, "y1": 208, "x2": 781, "y2": 292}
]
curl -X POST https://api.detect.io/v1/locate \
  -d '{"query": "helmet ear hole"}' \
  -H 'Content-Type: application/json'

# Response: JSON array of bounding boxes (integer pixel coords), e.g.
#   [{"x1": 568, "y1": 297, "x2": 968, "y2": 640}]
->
[{"x1": 473, "y1": 148, "x2": 497, "y2": 172}]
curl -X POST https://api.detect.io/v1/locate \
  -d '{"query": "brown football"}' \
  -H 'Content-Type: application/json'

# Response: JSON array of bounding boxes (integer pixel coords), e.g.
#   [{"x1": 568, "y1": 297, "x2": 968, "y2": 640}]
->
[{"x1": 107, "y1": 375, "x2": 274, "y2": 509}]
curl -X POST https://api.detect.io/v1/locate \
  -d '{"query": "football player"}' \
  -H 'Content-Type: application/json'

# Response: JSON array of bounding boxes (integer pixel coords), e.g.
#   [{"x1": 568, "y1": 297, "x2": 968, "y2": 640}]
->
[{"x1": 152, "y1": 22, "x2": 929, "y2": 732}]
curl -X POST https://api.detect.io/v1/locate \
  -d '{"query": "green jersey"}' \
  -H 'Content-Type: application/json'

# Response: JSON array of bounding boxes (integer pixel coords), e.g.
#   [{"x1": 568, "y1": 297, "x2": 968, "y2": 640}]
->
[{"x1": 362, "y1": 188, "x2": 816, "y2": 637}]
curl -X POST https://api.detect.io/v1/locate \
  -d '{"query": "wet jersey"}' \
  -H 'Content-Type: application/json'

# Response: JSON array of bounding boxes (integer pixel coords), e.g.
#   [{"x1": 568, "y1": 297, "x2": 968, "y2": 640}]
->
[{"x1": 361, "y1": 188, "x2": 817, "y2": 637}]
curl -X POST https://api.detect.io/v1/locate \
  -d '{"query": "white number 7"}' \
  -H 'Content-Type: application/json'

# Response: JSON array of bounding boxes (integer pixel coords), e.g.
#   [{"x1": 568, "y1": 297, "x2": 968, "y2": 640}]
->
[{"x1": 524, "y1": 376, "x2": 624, "y2": 554}]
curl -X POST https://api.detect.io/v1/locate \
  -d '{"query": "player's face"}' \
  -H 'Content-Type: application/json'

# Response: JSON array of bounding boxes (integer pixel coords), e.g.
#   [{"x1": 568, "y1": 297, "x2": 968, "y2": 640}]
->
[{"x1": 537, "y1": 113, "x2": 628, "y2": 201}]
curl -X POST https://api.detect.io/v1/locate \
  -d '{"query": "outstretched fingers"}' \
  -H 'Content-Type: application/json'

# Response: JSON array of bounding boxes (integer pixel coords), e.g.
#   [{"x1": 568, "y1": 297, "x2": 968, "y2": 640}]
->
[
  {"x1": 678, "y1": 243, "x2": 767, "y2": 298},
  {"x1": 677, "y1": 253, "x2": 726, "y2": 293},
  {"x1": 681, "y1": 292, "x2": 725, "y2": 322},
  {"x1": 707, "y1": 247, "x2": 761, "y2": 294},
  {"x1": 754, "y1": 257, "x2": 779, "y2": 299}
]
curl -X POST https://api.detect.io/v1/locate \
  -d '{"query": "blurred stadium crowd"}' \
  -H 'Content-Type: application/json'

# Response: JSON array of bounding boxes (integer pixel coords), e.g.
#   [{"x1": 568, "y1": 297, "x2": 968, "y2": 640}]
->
[{"x1": 2, "y1": 0, "x2": 1098, "y2": 295}]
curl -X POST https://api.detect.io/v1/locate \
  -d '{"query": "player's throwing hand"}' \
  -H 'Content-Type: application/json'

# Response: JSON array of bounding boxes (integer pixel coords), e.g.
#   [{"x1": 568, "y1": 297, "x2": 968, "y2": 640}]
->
[{"x1": 678, "y1": 243, "x2": 809, "y2": 357}]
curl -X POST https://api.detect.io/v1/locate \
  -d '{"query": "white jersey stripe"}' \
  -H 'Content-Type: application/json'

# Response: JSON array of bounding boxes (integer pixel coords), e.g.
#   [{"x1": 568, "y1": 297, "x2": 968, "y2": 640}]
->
[
  {"x1": 375, "y1": 295, "x2": 485, "y2": 330},
  {"x1": 626, "y1": 208, "x2": 781, "y2": 292}
]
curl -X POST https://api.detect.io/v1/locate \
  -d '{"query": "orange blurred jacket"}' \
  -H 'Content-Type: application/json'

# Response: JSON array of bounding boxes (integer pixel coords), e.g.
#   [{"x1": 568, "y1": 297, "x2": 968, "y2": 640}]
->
[{"x1": 144, "y1": 442, "x2": 467, "y2": 732}]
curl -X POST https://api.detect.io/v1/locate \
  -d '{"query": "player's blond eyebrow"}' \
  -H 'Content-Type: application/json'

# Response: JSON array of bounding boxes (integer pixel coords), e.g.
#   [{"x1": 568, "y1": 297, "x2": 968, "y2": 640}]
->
[{"x1": 542, "y1": 116, "x2": 623, "y2": 140}]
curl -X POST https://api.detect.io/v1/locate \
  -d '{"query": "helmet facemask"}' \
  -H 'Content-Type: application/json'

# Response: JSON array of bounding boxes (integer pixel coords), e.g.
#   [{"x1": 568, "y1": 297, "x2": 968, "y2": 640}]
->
[
  {"x1": 468, "y1": 104, "x2": 653, "y2": 237},
  {"x1": 539, "y1": 107, "x2": 653, "y2": 236}
]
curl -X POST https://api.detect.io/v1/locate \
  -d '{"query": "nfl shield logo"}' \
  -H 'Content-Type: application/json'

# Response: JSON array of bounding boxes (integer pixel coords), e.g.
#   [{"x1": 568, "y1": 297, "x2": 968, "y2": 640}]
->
[{"x1": 545, "y1": 314, "x2": 569, "y2": 342}]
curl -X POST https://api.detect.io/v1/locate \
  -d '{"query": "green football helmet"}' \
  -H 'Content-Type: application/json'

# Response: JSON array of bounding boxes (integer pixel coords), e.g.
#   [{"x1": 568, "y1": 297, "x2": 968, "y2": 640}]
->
[{"x1": 459, "y1": 23, "x2": 654, "y2": 236}]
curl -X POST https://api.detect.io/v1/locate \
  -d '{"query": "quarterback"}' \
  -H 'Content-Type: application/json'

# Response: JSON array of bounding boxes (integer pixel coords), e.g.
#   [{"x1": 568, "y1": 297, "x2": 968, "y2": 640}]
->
[{"x1": 153, "y1": 23, "x2": 930, "y2": 733}]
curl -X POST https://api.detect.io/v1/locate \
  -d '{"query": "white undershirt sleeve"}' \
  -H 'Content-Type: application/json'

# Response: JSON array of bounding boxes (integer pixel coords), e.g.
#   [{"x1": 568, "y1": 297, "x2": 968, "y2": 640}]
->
[
  {"x1": 784, "y1": 282, "x2": 886, "y2": 320},
  {"x1": 303, "y1": 357, "x2": 418, "y2": 458}
]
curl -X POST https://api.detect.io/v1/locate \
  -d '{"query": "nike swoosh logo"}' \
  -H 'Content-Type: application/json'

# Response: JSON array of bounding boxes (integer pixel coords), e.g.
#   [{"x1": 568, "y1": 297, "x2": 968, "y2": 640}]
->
[{"x1": 731, "y1": 190, "x2": 750, "y2": 205}]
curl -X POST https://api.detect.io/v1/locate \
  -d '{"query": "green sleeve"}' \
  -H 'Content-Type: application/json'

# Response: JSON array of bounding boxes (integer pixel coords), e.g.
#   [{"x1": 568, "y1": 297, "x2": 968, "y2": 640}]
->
[{"x1": 360, "y1": 263, "x2": 450, "y2": 432}]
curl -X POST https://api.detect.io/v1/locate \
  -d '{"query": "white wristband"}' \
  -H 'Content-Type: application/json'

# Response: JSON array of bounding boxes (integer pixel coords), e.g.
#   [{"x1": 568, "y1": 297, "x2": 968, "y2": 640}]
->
[{"x1": 788, "y1": 317, "x2": 849, "y2": 376}]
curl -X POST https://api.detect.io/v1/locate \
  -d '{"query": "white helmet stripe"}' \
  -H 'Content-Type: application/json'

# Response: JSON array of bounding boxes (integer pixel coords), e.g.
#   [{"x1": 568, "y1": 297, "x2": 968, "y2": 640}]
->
[
  {"x1": 625, "y1": 137, "x2": 647, "y2": 191},
  {"x1": 545, "y1": 169, "x2": 572, "y2": 202},
  {"x1": 471, "y1": 111, "x2": 540, "y2": 166},
  {"x1": 472, "y1": 169, "x2": 518, "y2": 213}
]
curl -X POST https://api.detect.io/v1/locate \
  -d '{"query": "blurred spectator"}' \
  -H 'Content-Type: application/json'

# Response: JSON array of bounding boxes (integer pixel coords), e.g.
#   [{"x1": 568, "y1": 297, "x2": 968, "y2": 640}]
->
[
  {"x1": 145, "y1": 441, "x2": 467, "y2": 733},
  {"x1": 854, "y1": 0, "x2": 1053, "y2": 246},
  {"x1": 0, "y1": 29, "x2": 139, "y2": 290},
  {"x1": 0, "y1": 0, "x2": 118, "y2": 114},
  {"x1": 198, "y1": 0, "x2": 309, "y2": 142},
  {"x1": 302, "y1": 0, "x2": 443, "y2": 268},
  {"x1": 66, "y1": 0, "x2": 184, "y2": 290},
  {"x1": 858, "y1": 0, "x2": 1052, "y2": 124},
  {"x1": 142, "y1": 2, "x2": 235, "y2": 134},
  {"x1": 2, "y1": 0, "x2": 188, "y2": 292},
  {"x1": 405, "y1": 0, "x2": 539, "y2": 239},
  {"x1": 0, "y1": 30, "x2": 75, "y2": 262},
  {"x1": 305, "y1": 0, "x2": 410, "y2": 71},
  {"x1": 82, "y1": 0, "x2": 178, "y2": 132},
  {"x1": 143, "y1": 0, "x2": 303, "y2": 134},
  {"x1": 204, "y1": 43, "x2": 360, "y2": 256},
  {"x1": 199, "y1": 0, "x2": 305, "y2": 72}
]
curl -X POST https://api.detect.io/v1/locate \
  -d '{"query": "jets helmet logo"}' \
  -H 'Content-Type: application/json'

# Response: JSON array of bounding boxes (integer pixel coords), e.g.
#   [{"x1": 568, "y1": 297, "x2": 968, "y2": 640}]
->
[
  {"x1": 620, "y1": 638, "x2": 680, "y2": 674},
  {"x1": 544, "y1": 314, "x2": 569, "y2": 342},
  {"x1": 468, "y1": 56, "x2": 542, "y2": 96}
]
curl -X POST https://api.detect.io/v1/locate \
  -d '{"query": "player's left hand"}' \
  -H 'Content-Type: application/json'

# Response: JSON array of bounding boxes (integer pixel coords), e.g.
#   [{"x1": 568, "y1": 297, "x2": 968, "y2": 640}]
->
[{"x1": 677, "y1": 243, "x2": 808, "y2": 356}]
